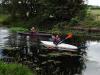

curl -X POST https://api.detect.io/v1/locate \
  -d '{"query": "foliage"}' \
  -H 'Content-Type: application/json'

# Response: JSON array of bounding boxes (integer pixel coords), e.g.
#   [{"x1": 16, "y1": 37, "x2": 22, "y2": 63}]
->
[
  {"x1": 78, "y1": 4, "x2": 88, "y2": 20},
  {"x1": 9, "y1": 27, "x2": 28, "y2": 33},
  {"x1": 79, "y1": 8, "x2": 100, "y2": 28},
  {"x1": 50, "y1": 25, "x2": 61, "y2": 34},
  {"x1": 90, "y1": 20, "x2": 100, "y2": 27},
  {"x1": 0, "y1": 14, "x2": 9, "y2": 23},
  {"x1": 0, "y1": 61, "x2": 33, "y2": 75},
  {"x1": 50, "y1": 21, "x2": 69, "y2": 34},
  {"x1": 88, "y1": 5, "x2": 100, "y2": 9},
  {"x1": 1, "y1": 0, "x2": 87, "y2": 28},
  {"x1": 90, "y1": 9, "x2": 100, "y2": 15},
  {"x1": 69, "y1": 18, "x2": 79, "y2": 26}
]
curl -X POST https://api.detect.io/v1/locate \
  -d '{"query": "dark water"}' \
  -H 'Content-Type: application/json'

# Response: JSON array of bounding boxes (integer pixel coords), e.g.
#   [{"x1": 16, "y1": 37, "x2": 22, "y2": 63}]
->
[{"x1": 0, "y1": 27, "x2": 100, "y2": 75}]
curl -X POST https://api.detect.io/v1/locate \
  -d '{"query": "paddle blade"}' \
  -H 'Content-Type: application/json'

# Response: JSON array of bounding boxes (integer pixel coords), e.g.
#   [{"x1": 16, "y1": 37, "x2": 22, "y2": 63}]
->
[{"x1": 66, "y1": 33, "x2": 73, "y2": 39}]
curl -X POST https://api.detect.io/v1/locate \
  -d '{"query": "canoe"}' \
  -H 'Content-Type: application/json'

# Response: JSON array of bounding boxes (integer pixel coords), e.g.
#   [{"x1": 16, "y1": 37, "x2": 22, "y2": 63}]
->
[{"x1": 41, "y1": 41, "x2": 78, "y2": 51}]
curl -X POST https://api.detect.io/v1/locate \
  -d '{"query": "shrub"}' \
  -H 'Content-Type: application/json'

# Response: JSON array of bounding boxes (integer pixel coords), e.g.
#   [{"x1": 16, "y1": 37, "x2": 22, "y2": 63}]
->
[
  {"x1": 69, "y1": 18, "x2": 79, "y2": 26},
  {"x1": 92, "y1": 20, "x2": 100, "y2": 27},
  {"x1": 50, "y1": 24, "x2": 61, "y2": 34}
]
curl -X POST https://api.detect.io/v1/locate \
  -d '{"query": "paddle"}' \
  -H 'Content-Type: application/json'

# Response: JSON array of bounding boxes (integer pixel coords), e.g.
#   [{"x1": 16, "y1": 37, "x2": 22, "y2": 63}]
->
[{"x1": 58, "y1": 33, "x2": 73, "y2": 44}]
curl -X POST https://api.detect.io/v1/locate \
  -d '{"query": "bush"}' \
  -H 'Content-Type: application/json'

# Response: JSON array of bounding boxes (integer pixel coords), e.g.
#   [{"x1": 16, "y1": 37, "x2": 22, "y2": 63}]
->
[
  {"x1": 92, "y1": 20, "x2": 100, "y2": 27},
  {"x1": 79, "y1": 13, "x2": 100, "y2": 28},
  {"x1": 69, "y1": 18, "x2": 79, "y2": 26},
  {"x1": 0, "y1": 61, "x2": 33, "y2": 75},
  {"x1": 50, "y1": 24, "x2": 62, "y2": 34}
]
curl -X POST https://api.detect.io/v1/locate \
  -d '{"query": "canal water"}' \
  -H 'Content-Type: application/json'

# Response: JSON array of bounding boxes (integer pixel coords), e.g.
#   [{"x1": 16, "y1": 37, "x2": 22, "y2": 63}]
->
[
  {"x1": 0, "y1": 27, "x2": 100, "y2": 75},
  {"x1": 84, "y1": 41, "x2": 100, "y2": 75},
  {"x1": 0, "y1": 27, "x2": 9, "y2": 58}
]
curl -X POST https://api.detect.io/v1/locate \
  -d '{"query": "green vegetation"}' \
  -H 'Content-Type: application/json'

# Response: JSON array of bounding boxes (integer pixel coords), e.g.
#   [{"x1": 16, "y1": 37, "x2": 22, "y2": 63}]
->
[
  {"x1": 9, "y1": 27, "x2": 28, "y2": 33},
  {"x1": 0, "y1": 0, "x2": 86, "y2": 29},
  {"x1": 0, "y1": 14, "x2": 9, "y2": 23},
  {"x1": 90, "y1": 9, "x2": 100, "y2": 15},
  {"x1": 80, "y1": 7, "x2": 100, "y2": 28},
  {"x1": 0, "y1": 1, "x2": 100, "y2": 33},
  {"x1": 89, "y1": 9, "x2": 100, "y2": 21},
  {"x1": 0, "y1": 61, "x2": 33, "y2": 75}
]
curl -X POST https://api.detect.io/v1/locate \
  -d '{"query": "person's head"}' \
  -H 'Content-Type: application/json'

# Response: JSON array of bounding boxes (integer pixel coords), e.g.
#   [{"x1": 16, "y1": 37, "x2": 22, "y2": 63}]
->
[
  {"x1": 31, "y1": 27, "x2": 36, "y2": 32},
  {"x1": 56, "y1": 35, "x2": 59, "y2": 37}
]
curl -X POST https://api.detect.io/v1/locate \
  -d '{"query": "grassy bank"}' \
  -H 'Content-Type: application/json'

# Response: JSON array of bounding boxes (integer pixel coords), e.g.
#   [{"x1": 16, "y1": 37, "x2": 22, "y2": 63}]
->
[{"x1": 0, "y1": 61, "x2": 34, "y2": 75}]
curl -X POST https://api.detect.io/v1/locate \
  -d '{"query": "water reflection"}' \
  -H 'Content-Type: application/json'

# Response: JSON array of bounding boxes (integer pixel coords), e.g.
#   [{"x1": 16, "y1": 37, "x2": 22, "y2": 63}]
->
[
  {"x1": 37, "y1": 56, "x2": 86, "y2": 75},
  {"x1": 0, "y1": 27, "x2": 9, "y2": 58},
  {"x1": 0, "y1": 27, "x2": 9, "y2": 47}
]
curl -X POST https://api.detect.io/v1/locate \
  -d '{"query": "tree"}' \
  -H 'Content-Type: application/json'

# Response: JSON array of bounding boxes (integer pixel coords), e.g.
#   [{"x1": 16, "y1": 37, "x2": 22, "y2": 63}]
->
[
  {"x1": 1, "y1": 0, "x2": 87, "y2": 27},
  {"x1": 51, "y1": 0, "x2": 87, "y2": 20}
]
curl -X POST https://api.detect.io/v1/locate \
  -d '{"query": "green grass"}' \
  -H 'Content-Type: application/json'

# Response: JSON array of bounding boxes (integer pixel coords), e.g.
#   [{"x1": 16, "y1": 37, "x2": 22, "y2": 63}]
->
[
  {"x1": 0, "y1": 14, "x2": 9, "y2": 22},
  {"x1": 0, "y1": 61, "x2": 34, "y2": 75},
  {"x1": 9, "y1": 27, "x2": 29, "y2": 33},
  {"x1": 89, "y1": 9, "x2": 100, "y2": 20},
  {"x1": 89, "y1": 9, "x2": 100, "y2": 15}
]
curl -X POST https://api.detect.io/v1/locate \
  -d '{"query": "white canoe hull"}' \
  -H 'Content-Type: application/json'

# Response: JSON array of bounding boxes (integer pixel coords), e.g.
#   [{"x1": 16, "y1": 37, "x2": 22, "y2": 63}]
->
[{"x1": 41, "y1": 41, "x2": 78, "y2": 51}]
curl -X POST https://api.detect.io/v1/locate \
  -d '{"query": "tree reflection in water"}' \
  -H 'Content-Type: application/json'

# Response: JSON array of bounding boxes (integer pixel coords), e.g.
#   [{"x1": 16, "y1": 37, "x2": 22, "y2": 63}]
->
[{"x1": 37, "y1": 55, "x2": 86, "y2": 75}]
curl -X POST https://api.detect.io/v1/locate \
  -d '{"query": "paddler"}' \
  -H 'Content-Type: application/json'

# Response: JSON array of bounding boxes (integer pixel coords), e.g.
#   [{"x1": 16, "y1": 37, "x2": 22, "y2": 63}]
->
[{"x1": 52, "y1": 33, "x2": 61, "y2": 45}]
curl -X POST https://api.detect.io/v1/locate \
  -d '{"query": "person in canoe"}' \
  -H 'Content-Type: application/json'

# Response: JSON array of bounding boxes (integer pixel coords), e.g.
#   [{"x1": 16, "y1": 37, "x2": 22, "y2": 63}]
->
[{"x1": 52, "y1": 33, "x2": 61, "y2": 45}]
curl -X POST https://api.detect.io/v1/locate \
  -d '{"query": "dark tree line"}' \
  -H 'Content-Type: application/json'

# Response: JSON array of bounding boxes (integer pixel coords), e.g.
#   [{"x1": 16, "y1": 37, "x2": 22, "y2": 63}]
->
[{"x1": 1, "y1": 0, "x2": 87, "y2": 28}]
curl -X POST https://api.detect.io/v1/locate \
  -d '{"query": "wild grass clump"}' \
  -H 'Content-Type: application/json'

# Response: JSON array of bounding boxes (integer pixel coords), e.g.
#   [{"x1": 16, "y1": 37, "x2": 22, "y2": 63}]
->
[{"x1": 0, "y1": 61, "x2": 34, "y2": 75}]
